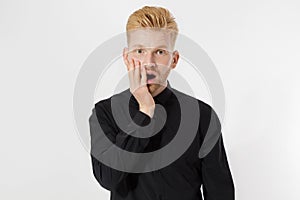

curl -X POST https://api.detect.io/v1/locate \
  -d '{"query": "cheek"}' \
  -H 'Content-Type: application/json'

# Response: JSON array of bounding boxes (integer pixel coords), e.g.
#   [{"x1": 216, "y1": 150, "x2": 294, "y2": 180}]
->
[
  {"x1": 127, "y1": 53, "x2": 144, "y2": 63},
  {"x1": 156, "y1": 62, "x2": 171, "y2": 69},
  {"x1": 157, "y1": 57, "x2": 172, "y2": 65},
  {"x1": 158, "y1": 67, "x2": 171, "y2": 76}
]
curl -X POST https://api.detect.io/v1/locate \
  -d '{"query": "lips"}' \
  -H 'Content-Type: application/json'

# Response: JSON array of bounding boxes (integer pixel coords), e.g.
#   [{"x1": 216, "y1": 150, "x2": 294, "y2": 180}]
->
[
  {"x1": 147, "y1": 74, "x2": 156, "y2": 80},
  {"x1": 146, "y1": 71, "x2": 156, "y2": 80}
]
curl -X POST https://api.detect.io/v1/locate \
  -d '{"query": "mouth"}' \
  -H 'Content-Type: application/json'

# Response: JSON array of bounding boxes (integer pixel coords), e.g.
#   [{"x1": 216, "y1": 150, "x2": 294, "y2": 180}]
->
[{"x1": 147, "y1": 74, "x2": 156, "y2": 80}]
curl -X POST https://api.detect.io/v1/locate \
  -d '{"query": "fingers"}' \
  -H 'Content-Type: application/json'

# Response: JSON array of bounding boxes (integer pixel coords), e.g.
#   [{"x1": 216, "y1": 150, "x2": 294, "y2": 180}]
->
[
  {"x1": 128, "y1": 58, "x2": 134, "y2": 88},
  {"x1": 123, "y1": 48, "x2": 130, "y2": 71},
  {"x1": 126, "y1": 56, "x2": 144, "y2": 93},
  {"x1": 140, "y1": 64, "x2": 147, "y2": 86},
  {"x1": 133, "y1": 59, "x2": 140, "y2": 85},
  {"x1": 126, "y1": 56, "x2": 134, "y2": 72}
]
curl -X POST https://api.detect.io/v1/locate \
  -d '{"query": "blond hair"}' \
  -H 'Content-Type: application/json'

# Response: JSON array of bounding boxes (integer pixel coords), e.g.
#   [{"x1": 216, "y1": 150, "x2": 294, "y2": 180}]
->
[{"x1": 126, "y1": 6, "x2": 179, "y2": 47}]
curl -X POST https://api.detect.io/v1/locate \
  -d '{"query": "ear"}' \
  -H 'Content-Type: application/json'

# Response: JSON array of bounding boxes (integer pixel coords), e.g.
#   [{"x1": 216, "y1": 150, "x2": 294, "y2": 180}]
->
[{"x1": 170, "y1": 50, "x2": 179, "y2": 69}]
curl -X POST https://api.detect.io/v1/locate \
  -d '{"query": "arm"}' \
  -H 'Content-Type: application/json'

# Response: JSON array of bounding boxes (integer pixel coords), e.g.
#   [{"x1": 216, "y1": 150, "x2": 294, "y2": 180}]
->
[
  {"x1": 200, "y1": 107, "x2": 235, "y2": 200},
  {"x1": 89, "y1": 101, "x2": 155, "y2": 192}
]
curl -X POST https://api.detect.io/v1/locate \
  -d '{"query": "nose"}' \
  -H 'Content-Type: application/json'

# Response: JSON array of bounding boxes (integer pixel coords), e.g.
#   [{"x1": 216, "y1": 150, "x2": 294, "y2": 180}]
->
[
  {"x1": 143, "y1": 51, "x2": 155, "y2": 68},
  {"x1": 144, "y1": 63, "x2": 156, "y2": 71}
]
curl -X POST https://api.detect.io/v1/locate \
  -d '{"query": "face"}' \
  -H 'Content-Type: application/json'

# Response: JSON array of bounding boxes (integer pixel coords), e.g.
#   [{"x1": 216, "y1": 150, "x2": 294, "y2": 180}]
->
[{"x1": 123, "y1": 28, "x2": 179, "y2": 93}]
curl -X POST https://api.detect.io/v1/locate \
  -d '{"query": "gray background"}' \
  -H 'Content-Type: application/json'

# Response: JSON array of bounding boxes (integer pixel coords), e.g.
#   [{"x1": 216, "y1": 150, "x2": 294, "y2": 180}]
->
[{"x1": 1, "y1": 0, "x2": 299, "y2": 199}]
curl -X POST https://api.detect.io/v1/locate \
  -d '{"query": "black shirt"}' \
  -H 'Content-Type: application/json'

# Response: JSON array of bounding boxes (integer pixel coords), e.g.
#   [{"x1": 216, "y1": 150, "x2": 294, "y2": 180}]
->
[{"x1": 89, "y1": 80, "x2": 235, "y2": 200}]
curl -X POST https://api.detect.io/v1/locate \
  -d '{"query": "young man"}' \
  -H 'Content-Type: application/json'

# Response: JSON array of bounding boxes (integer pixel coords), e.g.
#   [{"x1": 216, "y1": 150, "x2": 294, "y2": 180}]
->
[{"x1": 89, "y1": 6, "x2": 235, "y2": 200}]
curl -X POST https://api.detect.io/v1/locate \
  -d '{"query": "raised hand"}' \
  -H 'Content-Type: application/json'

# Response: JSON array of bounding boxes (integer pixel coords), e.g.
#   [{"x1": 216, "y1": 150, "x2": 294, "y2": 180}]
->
[{"x1": 124, "y1": 53, "x2": 155, "y2": 118}]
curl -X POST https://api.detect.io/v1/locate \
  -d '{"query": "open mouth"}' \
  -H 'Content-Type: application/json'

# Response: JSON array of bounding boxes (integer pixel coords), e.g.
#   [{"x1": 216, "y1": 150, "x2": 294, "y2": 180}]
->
[{"x1": 147, "y1": 74, "x2": 156, "y2": 80}]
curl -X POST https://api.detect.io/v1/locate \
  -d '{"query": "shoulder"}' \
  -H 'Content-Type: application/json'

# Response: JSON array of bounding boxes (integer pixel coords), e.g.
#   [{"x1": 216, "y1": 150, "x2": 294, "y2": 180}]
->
[
  {"x1": 170, "y1": 87, "x2": 220, "y2": 133},
  {"x1": 92, "y1": 89, "x2": 132, "y2": 125},
  {"x1": 169, "y1": 87, "x2": 214, "y2": 116},
  {"x1": 94, "y1": 88, "x2": 130, "y2": 111}
]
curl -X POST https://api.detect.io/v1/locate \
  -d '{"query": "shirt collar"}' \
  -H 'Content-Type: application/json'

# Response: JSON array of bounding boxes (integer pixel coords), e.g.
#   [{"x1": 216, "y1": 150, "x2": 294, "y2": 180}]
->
[{"x1": 129, "y1": 80, "x2": 173, "y2": 106}]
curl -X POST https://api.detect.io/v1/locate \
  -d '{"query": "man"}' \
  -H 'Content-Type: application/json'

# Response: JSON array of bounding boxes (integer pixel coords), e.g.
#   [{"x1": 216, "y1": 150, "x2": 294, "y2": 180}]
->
[{"x1": 89, "y1": 6, "x2": 235, "y2": 200}]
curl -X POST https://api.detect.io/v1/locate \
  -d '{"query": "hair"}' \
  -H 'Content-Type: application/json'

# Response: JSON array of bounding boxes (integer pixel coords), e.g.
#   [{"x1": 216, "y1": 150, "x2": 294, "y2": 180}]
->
[{"x1": 126, "y1": 6, "x2": 179, "y2": 48}]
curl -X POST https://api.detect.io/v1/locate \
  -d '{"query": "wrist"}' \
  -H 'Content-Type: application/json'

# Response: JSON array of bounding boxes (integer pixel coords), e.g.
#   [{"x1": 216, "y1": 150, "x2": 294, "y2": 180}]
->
[{"x1": 139, "y1": 105, "x2": 155, "y2": 118}]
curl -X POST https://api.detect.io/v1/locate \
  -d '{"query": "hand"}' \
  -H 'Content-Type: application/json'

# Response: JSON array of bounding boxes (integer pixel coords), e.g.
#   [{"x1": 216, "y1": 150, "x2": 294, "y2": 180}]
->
[{"x1": 123, "y1": 53, "x2": 155, "y2": 118}]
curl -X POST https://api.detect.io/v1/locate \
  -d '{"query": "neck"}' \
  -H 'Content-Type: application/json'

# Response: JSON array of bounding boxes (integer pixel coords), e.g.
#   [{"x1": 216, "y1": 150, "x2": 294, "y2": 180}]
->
[{"x1": 148, "y1": 81, "x2": 168, "y2": 97}]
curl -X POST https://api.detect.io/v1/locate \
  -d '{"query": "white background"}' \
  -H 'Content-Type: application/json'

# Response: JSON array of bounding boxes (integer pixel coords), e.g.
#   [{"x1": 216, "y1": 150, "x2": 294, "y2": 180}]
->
[{"x1": 1, "y1": 0, "x2": 299, "y2": 199}]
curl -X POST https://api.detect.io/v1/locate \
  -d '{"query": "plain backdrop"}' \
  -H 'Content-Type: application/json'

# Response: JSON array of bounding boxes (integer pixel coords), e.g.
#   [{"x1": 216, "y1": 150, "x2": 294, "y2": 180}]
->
[{"x1": 1, "y1": 0, "x2": 299, "y2": 199}]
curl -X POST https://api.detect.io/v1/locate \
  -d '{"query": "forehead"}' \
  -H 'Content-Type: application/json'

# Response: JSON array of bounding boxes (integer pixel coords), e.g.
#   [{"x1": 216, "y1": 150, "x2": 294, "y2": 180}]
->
[{"x1": 127, "y1": 28, "x2": 172, "y2": 50}]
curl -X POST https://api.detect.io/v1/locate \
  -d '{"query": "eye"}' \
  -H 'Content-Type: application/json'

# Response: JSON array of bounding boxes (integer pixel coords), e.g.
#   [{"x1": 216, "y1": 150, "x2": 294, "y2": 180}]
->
[
  {"x1": 136, "y1": 49, "x2": 144, "y2": 54},
  {"x1": 156, "y1": 49, "x2": 167, "y2": 55}
]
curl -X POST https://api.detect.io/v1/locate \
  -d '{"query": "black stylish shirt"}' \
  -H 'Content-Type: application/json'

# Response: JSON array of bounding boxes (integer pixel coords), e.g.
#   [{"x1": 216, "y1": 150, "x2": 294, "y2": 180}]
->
[{"x1": 89, "y1": 80, "x2": 235, "y2": 200}]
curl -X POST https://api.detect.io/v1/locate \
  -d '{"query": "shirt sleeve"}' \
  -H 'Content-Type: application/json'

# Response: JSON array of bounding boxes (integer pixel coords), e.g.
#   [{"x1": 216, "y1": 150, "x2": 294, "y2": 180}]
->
[
  {"x1": 89, "y1": 101, "x2": 155, "y2": 193},
  {"x1": 200, "y1": 107, "x2": 235, "y2": 200}
]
